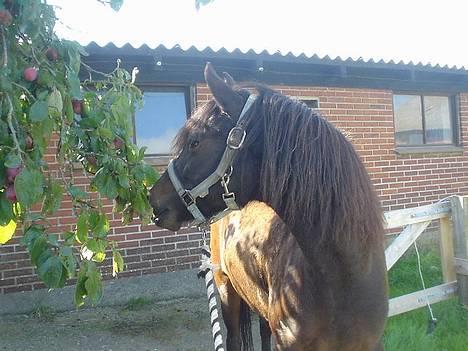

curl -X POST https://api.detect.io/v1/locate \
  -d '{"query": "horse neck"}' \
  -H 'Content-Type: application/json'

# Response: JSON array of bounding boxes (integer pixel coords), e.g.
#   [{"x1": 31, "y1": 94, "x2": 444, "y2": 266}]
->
[{"x1": 255, "y1": 195, "x2": 381, "y2": 273}]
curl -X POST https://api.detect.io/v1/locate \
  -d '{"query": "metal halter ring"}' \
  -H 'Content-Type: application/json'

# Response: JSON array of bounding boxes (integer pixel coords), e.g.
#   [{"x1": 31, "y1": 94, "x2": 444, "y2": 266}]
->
[{"x1": 227, "y1": 127, "x2": 246, "y2": 149}]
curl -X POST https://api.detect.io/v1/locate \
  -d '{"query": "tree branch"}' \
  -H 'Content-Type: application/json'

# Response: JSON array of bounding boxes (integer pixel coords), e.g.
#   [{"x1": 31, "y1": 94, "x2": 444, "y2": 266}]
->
[
  {"x1": 6, "y1": 94, "x2": 25, "y2": 158},
  {"x1": 12, "y1": 82, "x2": 37, "y2": 101},
  {"x1": 81, "y1": 61, "x2": 112, "y2": 78},
  {"x1": 1, "y1": 25, "x2": 7, "y2": 68}
]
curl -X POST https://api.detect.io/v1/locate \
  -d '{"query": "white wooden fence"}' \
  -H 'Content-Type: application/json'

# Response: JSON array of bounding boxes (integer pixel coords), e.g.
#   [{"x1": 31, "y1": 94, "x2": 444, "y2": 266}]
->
[{"x1": 385, "y1": 195, "x2": 468, "y2": 316}]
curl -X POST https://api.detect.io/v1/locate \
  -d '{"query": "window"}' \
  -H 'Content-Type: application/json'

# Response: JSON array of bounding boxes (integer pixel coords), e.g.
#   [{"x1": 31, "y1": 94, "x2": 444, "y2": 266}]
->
[
  {"x1": 291, "y1": 96, "x2": 319, "y2": 109},
  {"x1": 134, "y1": 87, "x2": 192, "y2": 159},
  {"x1": 393, "y1": 94, "x2": 456, "y2": 146}
]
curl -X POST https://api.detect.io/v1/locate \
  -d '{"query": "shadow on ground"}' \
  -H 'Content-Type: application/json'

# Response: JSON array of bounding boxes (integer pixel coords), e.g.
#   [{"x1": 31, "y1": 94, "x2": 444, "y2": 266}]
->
[{"x1": 1, "y1": 296, "x2": 261, "y2": 351}]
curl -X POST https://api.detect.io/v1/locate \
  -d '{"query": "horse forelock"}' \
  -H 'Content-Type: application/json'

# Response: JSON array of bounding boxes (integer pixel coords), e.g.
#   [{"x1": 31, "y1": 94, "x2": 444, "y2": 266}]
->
[
  {"x1": 249, "y1": 87, "x2": 384, "y2": 252},
  {"x1": 172, "y1": 100, "x2": 220, "y2": 155}
]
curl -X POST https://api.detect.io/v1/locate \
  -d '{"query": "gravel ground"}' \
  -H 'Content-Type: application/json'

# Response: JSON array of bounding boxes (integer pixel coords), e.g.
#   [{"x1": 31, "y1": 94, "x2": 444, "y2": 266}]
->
[{"x1": 0, "y1": 296, "x2": 261, "y2": 351}]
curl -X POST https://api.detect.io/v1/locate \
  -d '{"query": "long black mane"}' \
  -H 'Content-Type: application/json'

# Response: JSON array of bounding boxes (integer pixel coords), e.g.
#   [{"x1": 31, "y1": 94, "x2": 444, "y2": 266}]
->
[{"x1": 175, "y1": 84, "x2": 383, "y2": 252}]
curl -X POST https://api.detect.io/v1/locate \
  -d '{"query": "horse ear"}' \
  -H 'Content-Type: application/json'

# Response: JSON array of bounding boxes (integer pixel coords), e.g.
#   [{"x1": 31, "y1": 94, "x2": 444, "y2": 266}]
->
[
  {"x1": 205, "y1": 63, "x2": 243, "y2": 119},
  {"x1": 222, "y1": 72, "x2": 236, "y2": 87}
]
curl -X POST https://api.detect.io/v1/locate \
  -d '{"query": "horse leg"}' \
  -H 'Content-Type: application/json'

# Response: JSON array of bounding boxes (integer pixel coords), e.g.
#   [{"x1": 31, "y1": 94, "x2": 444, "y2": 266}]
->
[
  {"x1": 259, "y1": 316, "x2": 272, "y2": 351},
  {"x1": 218, "y1": 280, "x2": 242, "y2": 351}
]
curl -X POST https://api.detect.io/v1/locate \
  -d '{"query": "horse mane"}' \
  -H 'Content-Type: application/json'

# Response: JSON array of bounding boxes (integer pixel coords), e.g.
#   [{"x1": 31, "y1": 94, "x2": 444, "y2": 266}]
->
[
  {"x1": 243, "y1": 84, "x2": 384, "y2": 252},
  {"x1": 174, "y1": 83, "x2": 384, "y2": 252}
]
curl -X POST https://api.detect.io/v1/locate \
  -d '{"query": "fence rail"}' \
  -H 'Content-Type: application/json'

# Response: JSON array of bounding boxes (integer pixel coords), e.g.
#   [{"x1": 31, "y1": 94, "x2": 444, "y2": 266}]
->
[{"x1": 384, "y1": 195, "x2": 468, "y2": 317}]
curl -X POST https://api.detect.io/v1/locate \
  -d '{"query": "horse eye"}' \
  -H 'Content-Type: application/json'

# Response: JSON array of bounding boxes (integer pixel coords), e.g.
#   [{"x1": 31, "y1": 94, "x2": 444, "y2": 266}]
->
[{"x1": 189, "y1": 140, "x2": 199, "y2": 149}]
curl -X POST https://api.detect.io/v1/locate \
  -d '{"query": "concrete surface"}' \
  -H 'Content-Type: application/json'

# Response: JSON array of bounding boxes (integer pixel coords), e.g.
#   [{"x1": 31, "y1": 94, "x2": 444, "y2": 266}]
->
[{"x1": 0, "y1": 269, "x2": 206, "y2": 315}]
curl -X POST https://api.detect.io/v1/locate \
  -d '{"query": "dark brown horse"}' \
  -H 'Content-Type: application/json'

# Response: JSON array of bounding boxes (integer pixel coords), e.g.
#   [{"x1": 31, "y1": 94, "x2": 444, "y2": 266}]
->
[{"x1": 149, "y1": 63, "x2": 388, "y2": 350}]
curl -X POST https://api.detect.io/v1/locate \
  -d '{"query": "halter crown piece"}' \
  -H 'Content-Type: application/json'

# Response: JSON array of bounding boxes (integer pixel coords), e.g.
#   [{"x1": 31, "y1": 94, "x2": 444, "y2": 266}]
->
[{"x1": 167, "y1": 94, "x2": 257, "y2": 225}]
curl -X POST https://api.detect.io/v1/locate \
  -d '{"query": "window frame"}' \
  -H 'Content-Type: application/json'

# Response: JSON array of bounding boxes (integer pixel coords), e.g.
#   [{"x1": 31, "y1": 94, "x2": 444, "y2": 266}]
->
[
  {"x1": 392, "y1": 92, "x2": 460, "y2": 150},
  {"x1": 290, "y1": 96, "x2": 320, "y2": 109},
  {"x1": 134, "y1": 84, "x2": 195, "y2": 165}
]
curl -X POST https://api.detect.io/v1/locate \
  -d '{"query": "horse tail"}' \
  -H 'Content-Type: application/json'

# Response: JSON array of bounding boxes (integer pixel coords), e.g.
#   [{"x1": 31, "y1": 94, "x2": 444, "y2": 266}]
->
[{"x1": 239, "y1": 299, "x2": 254, "y2": 351}]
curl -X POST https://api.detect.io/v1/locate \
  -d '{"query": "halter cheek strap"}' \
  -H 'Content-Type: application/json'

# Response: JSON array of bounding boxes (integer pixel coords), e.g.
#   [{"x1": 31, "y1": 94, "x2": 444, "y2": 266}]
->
[{"x1": 167, "y1": 94, "x2": 257, "y2": 225}]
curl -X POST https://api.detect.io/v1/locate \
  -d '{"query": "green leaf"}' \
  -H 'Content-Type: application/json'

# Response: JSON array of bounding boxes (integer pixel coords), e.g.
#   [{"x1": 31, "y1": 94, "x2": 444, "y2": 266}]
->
[
  {"x1": 67, "y1": 48, "x2": 81, "y2": 75},
  {"x1": 37, "y1": 71, "x2": 54, "y2": 88},
  {"x1": 110, "y1": 0, "x2": 124, "y2": 11},
  {"x1": 101, "y1": 174, "x2": 118, "y2": 199},
  {"x1": 138, "y1": 146, "x2": 147, "y2": 161},
  {"x1": 4, "y1": 152, "x2": 22, "y2": 168},
  {"x1": 85, "y1": 265, "x2": 103, "y2": 305},
  {"x1": 43, "y1": 180, "x2": 63, "y2": 214},
  {"x1": 92, "y1": 252, "x2": 106, "y2": 263},
  {"x1": 0, "y1": 75, "x2": 12, "y2": 92},
  {"x1": 196, "y1": 0, "x2": 214, "y2": 10},
  {"x1": 76, "y1": 212, "x2": 88, "y2": 244},
  {"x1": 88, "y1": 211, "x2": 109, "y2": 238},
  {"x1": 30, "y1": 235, "x2": 48, "y2": 266},
  {"x1": 0, "y1": 192, "x2": 14, "y2": 226},
  {"x1": 48, "y1": 234, "x2": 59, "y2": 247},
  {"x1": 47, "y1": 89, "x2": 63, "y2": 117},
  {"x1": 14, "y1": 167, "x2": 45, "y2": 207},
  {"x1": 63, "y1": 231, "x2": 75, "y2": 245},
  {"x1": 98, "y1": 127, "x2": 112, "y2": 139},
  {"x1": 0, "y1": 218, "x2": 16, "y2": 244},
  {"x1": 112, "y1": 249, "x2": 124, "y2": 277},
  {"x1": 37, "y1": 256, "x2": 64, "y2": 288},
  {"x1": 75, "y1": 263, "x2": 88, "y2": 307},
  {"x1": 72, "y1": 41, "x2": 88, "y2": 57},
  {"x1": 22, "y1": 226, "x2": 44, "y2": 250},
  {"x1": 131, "y1": 164, "x2": 145, "y2": 182},
  {"x1": 31, "y1": 118, "x2": 54, "y2": 152},
  {"x1": 57, "y1": 265, "x2": 68, "y2": 289},
  {"x1": 69, "y1": 186, "x2": 88, "y2": 200},
  {"x1": 63, "y1": 94, "x2": 74, "y2": 125},
  {"x1": 29, "y1": 100, "x2": 49, "y2": 122},
  {"x1": 66, "y1": 69, "x2": 81, "y2": 99},
  {"x1": 24, "y1": 212, "x2": 44, "y2": 222},
  {"x1": 60, "y1": 246, "x2": 76, "y2": 278},
  {"x1": 143, "y1": 164, "x2": 159, "y2": 186},
  {"x1": 86, "y1": 238, "x2": 106, "y2": 253},
  {"x1": 0, "y1": 119, "x2": 10, "y2": 145},
  {"x1": 118, "y1": 174, "x2": 130, "y2": 189},
  {"x1": 37, "y1": 249, "x2": 53, "y2": 268}
]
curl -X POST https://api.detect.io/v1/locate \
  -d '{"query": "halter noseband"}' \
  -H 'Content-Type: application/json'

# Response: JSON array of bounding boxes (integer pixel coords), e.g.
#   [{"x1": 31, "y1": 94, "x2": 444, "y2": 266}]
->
[{"x1": 167, "y1": 94, "x2": 257, "y2": 226}]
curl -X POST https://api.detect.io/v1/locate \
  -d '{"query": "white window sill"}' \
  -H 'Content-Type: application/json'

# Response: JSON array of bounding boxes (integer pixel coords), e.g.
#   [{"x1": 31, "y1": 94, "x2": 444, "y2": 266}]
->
[
  {"x1": 144, "y1": 155, "x2": 172, "y2": 167},
  {"x1": 395, "y1": 145, "x2": 464, "y2": 155}
]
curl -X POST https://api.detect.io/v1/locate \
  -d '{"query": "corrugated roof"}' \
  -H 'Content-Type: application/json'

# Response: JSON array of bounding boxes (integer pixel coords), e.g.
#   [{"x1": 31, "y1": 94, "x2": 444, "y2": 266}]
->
[{"x1": 84, "y1": 42, "x2": 468, "y2": 74}]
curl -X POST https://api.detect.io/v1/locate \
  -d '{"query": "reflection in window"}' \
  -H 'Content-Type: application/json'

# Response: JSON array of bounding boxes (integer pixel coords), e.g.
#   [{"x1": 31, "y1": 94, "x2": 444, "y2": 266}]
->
[
  {"x1": 424, "y1": 96, "x2": 452, "y2": 144},
  {"x1": 393, "y1": 94, "x2": 454, "y2": 146},
  {"x1": 135, "y1": 91, "x2": 188, "y2": 155},
  {"x1": 393, "y1": 95, "x2": 423, "y2": 145}
]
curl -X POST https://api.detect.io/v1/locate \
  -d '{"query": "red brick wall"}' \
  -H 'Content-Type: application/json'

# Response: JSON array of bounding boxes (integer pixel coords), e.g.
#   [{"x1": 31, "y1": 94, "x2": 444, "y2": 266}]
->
[
  {"x1": 1, "y1": 84, "x2": 467, "y2": 294},
  {"x1": 0, "y1": 145, "x2": 204, "y2": 294},
  {"x1": 199, "y1": 84, "x2": 468, "y2": 210}
]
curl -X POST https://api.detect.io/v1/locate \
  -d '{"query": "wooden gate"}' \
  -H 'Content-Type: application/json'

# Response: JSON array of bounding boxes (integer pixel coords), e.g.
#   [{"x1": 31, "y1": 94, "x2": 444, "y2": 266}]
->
[{"x1": 384, "y1": 195, "x2": 468, "y2": 316}]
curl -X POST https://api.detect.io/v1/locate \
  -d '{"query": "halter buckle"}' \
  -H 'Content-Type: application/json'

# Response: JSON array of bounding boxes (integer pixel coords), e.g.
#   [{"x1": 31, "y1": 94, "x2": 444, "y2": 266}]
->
[
  {"x1": 181, "y1": 191, "x2": 195, "y2": 206},
  {"x1": 222, "y1": 192, "x2": 235, "y2": 201},
  {"x1": 227, "y1": 127, "x2": 246, "y2": 149}
]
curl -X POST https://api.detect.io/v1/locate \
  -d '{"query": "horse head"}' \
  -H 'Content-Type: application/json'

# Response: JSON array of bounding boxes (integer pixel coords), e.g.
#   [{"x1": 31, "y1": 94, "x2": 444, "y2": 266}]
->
[{"x1": 149, "y1": 63, "x2": 261, "y2": 231}]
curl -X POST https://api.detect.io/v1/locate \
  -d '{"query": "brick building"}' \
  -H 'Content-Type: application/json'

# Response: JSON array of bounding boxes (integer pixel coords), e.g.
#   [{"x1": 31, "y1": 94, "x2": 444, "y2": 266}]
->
[{"x1": 1, "y1": 43, "x2": 467, "y2": 293}]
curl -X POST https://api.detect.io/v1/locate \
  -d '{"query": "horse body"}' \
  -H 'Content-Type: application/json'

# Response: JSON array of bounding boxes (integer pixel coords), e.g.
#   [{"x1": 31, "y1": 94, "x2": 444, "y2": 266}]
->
[
  {"x1": 211, "y1": 201, "x2": 387, "y2": 351},
  {"x1": 149, "y1": 63, "x2": 388, "y2": 350}
]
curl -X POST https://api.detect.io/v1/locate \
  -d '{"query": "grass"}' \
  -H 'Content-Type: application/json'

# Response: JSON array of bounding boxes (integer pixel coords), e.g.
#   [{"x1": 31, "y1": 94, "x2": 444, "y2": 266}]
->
[
  {"x1": 30, "y1": 306, "x2": 55, "y2": 322},
  {"x1": 121, "y1": 296, "x2": 153, "y2": 311},
  {"x1": 384, "y1": 246, "x2": 468, "y2": 351}
]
